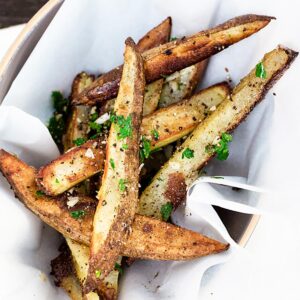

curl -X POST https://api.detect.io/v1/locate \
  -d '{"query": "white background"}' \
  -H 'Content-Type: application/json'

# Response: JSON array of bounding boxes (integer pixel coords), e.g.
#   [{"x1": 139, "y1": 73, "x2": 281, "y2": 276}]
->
[{"x1": 1, "y1": 0, "x2": 300, "y2": 299}]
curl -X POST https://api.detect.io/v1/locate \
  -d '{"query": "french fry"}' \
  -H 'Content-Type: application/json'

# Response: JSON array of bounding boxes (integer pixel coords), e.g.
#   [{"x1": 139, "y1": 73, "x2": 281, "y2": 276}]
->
[
  {"x1": 159, "y1": 61, "x2": 207, "y2": 108},
  {"x1": 0, "y1": 149, "x2": 228, "y2": 260},
  {"x1": 73, "y1": 14, "x2": 274, "y2": 106},
  {"x1": 86, "y1": 38, "x2": 145, "y2": 291},
  {"x1": 138, "y1": 46, "x2": 298, "y2": 219},
  {"x1": 67, "y1": 238, "x2": 120, "y2": 300},
  {"x1": 36, "y1": 140, "x2": 104, "y2": 196},
  {"x1": 63, "y1": 72, "x2": 95, "y2": 151}
]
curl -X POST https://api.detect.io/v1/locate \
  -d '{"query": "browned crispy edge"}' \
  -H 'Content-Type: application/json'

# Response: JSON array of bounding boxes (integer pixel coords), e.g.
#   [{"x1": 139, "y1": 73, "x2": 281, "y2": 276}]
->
[
  {"x1": 71, "y1": 72, "x2": 96, "y2": 100},
  {"x1": 137, "y1": 16, "x2": 172, "y2": 52},
  {"x1": 0, "y1": 149, "x2": 228, "y2": 260},
  {"x1": 36, "y1": 139, "x2": 105, "y2": 196},
  {"x1": 86, "y1": 38, "x2": 145, "y2": 292},
  {"x1": 73, "y1": 14, "x2": 274, "y2": 106}
]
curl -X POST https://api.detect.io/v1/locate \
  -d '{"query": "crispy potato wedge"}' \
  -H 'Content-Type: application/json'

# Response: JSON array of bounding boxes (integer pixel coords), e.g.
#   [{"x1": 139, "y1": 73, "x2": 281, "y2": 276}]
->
[
  {"x1": 87, "y1": 38, "x2": 145, "y2": 290},
  {"x1": 63, "y1": 72, "x2": 95, "y2": 151},
  {"x1": 0, "y1": 149, "x2": 228, "y2": 260},
  {"x1": 142, "y1": 82, "x2": 230, "y2": 150},
  {"x1": 159, "y1": 61, "x2": 207, "y2": 108},
  {"x1": 139, "y1": 46, "x2": 298, "y2": 219},
  {"x1": 67, "y1": 238, "x2": 119, "y2": 300},
  {"x1": 36, "y1": 140, "x2": 104, "y2": 196},
  {"x1": 136, "y1": 17, "x2": 172, "y2": 52},
  {"x1": 37, "y1": 83, "x2": 228, "y2": 196},
  {"x1": 73, "y1": 14, "x2": 274, "y2": 106},
  {"x1": 51, "y1": 245, "x2": 83, "y2": 300}
]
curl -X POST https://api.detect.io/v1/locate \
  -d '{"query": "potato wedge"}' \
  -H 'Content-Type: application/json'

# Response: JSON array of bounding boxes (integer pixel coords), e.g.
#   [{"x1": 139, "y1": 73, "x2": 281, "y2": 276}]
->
[
  {"x1": 86, "y1": 38, "x2": 145, "y2": 291},
  {"x1": 67, "y1": 238, "x2": 119, "y2": 300},
  {"x1": 37, "y1": 83, "x2": 229, "y2": 196},
  {"x1": 139, "y1": 46, "x2": 298, "y2": 219},
  {"x1": 51, "y1": 245, "x2": 83, "y2": 300},
  {"x1": 141, "y1": 82, "x2": 230, "y2": 150},
  {"x1": 0, "y1": 149, "x2": 228, "y2": 260},
  {"x1": 73, "y1": 14, "x2": 274, "y2": 106},
  {"x1": 63, "y1": 72, "x2": 95, "y2": 151},
  {"x1": 36, "y1": 140, "x2": 104, "y2": 196},
  {"x1": 159, "y1": 61, "x2": 207, "y2": 108}
]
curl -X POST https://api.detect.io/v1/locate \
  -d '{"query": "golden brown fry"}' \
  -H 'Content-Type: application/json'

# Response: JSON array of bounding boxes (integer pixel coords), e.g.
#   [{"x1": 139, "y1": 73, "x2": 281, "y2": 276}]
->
[
  {"x1": 36, "y1": 140, "x2": 104, "y2": 196},
  {"x1": 73, "y1": 14, "x2": 274, "y2": 106},
  {"x1": 139, "y1": 46, "x2": 298, "y2": 219},
  {"x1": 0, "y1": 149, "x2": 228, "y2": 260},
  {"x1": 136, "y1": 17, "x2": 172, "y2": 52},
  {"x1": 86, "y1": 38, "x2": 145, "y2": 291},
  {"x1": 159, "y1": 61, "x2": 207, "y2": 108},
  {"x1": 63, "y1": 72, "x2": 95, "y2": 151}
]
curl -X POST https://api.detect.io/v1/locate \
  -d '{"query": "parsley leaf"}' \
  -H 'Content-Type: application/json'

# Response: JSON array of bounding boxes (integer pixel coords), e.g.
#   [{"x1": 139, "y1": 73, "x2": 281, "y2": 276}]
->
[
  {"x1": 118, "y1": 179, "x2": 127, "y2": 192},
  {"x1": 73, "y1": 137, "x2": 86, "y2": 146},
  {"x1": 122, "y1": 144, "x2": 128, "y2": 150},
  {"x1": 36, "y1": 190, "x2": 45, "y2": 197},
  {"x1": 151, "y1": 129, "x2": 159, "y2": 141},
  {"x1": 255, "y1": 62, "x2": 267, "y2": 79},
  {"x1": 110, "y1": 158, "x2": 115, "y2": 170},
  {"x1": 114, "y1": 263, "x2": 123, "y2": 275},
  {"x1": 70, "y1": 210, "x2": 85, "y2": 219},
  {"x1": 52, "y1": 91, "x2": 68, "y2": 113},
  {"x1": 160, "y1": 202, "x2": 173, "y2": 221},
  {"x1": 206, "y1": 133, "x2": 232, "y2": 160},
  {"x1": 182, "y1": 148, "x2": 194, "y2": 159},
  {"x1": 95, "y1": 269, "x2": 101, "y2": 278},
  {"x1": 110, "y1": 114, "x2": 133, "y2": 140},
  {"x1": 89, "y1": 121, "x2": 102, "y2": 133},
  {"x1": 90, "y1": 112, "x2": 99, "y2": 122},
  {"x1": 140, "y1": 136, "x2": 151, "y2": 162},
  {"x1": 55, "y1": 178, "x2": 60, "y2": 184}
]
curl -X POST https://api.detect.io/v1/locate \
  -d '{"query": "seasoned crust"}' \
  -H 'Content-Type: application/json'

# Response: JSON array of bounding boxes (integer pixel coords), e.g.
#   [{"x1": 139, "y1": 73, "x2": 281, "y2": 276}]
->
[
  {"x1": 73, "y1": 14, "x2": 274, "y2": 106},
  {"x1": 0, "y1": 150, "x2": 229, "y2": 261}
]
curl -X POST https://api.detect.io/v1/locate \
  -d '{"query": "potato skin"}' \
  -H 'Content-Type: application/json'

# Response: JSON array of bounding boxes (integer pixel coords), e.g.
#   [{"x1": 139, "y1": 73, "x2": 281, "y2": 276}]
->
[{"x1": 73, "y1": 14, "x2": 274, "y2": 106}]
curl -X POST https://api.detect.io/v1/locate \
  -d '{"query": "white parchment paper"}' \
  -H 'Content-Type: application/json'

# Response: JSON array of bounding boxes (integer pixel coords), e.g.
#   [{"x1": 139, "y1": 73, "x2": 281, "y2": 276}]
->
[{"x1": 0, "y1": 0, "x2": 299, "y2": 299}]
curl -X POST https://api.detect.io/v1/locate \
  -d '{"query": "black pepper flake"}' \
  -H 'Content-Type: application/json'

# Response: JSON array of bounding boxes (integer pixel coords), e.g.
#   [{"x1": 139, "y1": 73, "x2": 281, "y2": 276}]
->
[
  {"x1": 192, "y1": 117, "x2": 197, "y2": 121},
  {"x1": 102, "y1": 200, "x2": 107, "y2": 206},
  {"x1": 164, "y1": 49, "x2": 172, "y2": 55}
]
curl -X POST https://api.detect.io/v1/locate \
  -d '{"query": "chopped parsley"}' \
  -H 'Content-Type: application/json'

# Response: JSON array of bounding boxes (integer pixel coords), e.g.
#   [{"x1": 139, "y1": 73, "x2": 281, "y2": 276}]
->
[
  {"x1": 170, "y1": 36, "x2": 178, "y2": 41},
  {"x1": 255, "y1": 62, "x2": 267, "y2": 79},
  {"x1": 90, "y1": 112, "x2": 99, "y2": 122},
  {"x1": 95, "y1": 269, "x2": 101, "y2": 278},
  {"x1": 110, "y1": 158, "x2": 115, "y2": 170},
  {"x1": 206, "y1": 133, "x2": 232, "y2": 160},
  {"x1": 114, "y1": 263, "x2": 123, "y2": 275},
  {"x1": 36, "y1": 190, "x2": 45, "y2": 197},
  {"x1": 89, "y1": 121, "x2": 102, "y2": 133},
  {"x1": 47, "y1": 91, "x2": 70, "y2": 149},
  {"x1": 182, "y1": 148, "x2": 194, "y2": 159},
  {"x1": 140, "y1": 136, "x2": 151, "y2": 162},
  {"x1": 122, "y1": 144, "x2": 128, "y2": 150},
  {"x1": 110, "y1": 114, "x2": 133, "y2": 140},
  {"x1": 151, "y1": 129, "x2": 159, "y2": 141},
  {"x1": 160, "y1": 202, "x2": 173, "y2": 221},
  {"x1": 55, "y1": 178, "x2": 60, "y2": 184},
  {"x1": 118, "y1": 179, "x2": 127, "y2": 192},
  {"x1": 70, "y1": 210, "x2": 85, "y2": 219},
  {"x1": 73, "y1": 137, "x2": 86, "y2": 146}
]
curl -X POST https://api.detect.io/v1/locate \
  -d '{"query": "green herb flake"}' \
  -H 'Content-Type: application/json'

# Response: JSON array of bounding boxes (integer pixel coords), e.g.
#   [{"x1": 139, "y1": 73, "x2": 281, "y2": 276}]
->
[
  {"x1": 110, "y1": 114, "x2": 133, "y2": 140},
  {"x1": 55, "y1": 178, "x2": 60, "y2": 184},
  {"x1": 70, "y1": 210, "x2": 85, "y2": 219},
  {"x1": 52, "y1": 91, "x2": 68, "y2": 113},
  {"x1": 114, "y1": 263, "x2": 123, "y2": 275},
  {"x1": 206, "y1": 133, "x2": 233, "y2": 161},
  {"x1": 73, "y1": 137, "x2": 86, "y2": 146},
  {"x1": 170, "y1": 37, "x2": 177, "y2": 41},
  {"x1": 160, "y1": 202, "x2": 173, "y2": 221},
  {"x1": 110, "y1": 158, "x2": 115, "y2": 170},
  {"x1": 255, "y1": 62, "x2": 267, "y2": 79},
  {"x1": 36, "y1": 190, "x2": 45, "y2": 197},
  {"x1": 90, "y1": 112, "x2": 99, "y2": 122},
  {"x1": 151, "y1": 129, "x2": 159, "y2": 141},
  {"x1": 140, "y1": 136, "x2": 151, "y2": 162},
  {"x1": 89, "y1": 121, "x2": 102, "y2": 133},
  {"x1": 122, "y1": 144, "x2": 128, "y2": 150},
  {"x1": 182, "y1": 148, "x2": 194, "y2": 159},
  {"x1": 118, "y1": 179, "x2": 127, "y2": 192},
  {"x1": 95, "y1": 269, "x2": 101, "y2": 279}
]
